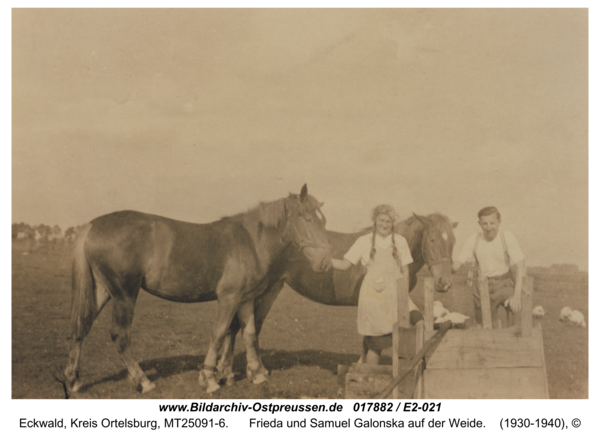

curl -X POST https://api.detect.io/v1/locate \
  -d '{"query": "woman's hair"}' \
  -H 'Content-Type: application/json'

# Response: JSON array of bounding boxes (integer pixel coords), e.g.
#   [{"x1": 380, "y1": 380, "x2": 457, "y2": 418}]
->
[
  {"x1": 369, "y1": 205, "x2": 400, "y2": 262},
  {"x1": 371, "y1": 204, "x2": 399, "y2": 222}
]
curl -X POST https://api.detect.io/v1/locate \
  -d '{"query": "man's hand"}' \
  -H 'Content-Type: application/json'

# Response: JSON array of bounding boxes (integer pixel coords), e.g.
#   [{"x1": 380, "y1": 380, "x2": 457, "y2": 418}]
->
[{"x1": 504, "y1": 294, "x2": 522, "y2": 313}]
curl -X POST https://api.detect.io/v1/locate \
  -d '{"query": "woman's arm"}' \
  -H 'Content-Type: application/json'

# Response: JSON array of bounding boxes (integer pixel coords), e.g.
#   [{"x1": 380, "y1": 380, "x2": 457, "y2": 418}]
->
[
  {"x1": 332, "y1": 258, "x2": 353, "y2": 270},
  {"x1": 451, "y1": 260, "x2": 463, "y2": 273}
]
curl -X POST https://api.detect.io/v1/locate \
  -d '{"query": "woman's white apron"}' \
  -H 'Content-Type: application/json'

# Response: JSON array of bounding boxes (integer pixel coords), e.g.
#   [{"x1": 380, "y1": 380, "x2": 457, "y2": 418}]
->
[{"x1": 357, "y1": 244, "x2": 418, "y2": 336}]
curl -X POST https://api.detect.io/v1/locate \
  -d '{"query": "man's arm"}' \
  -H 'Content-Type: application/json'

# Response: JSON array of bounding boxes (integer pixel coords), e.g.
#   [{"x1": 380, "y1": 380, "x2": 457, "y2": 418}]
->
[
  {"x1": 452, "y1": 233, "x2": 475, "y2": 273},
  {"x1": 505, "y1": 259, "x2": 526, "y2": 312}
]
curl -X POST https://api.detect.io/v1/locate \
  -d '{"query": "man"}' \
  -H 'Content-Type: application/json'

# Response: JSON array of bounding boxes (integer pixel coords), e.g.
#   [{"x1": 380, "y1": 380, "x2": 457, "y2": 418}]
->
[{"x1": 452, "y1": 206, "x2": 526, "y2": 326}]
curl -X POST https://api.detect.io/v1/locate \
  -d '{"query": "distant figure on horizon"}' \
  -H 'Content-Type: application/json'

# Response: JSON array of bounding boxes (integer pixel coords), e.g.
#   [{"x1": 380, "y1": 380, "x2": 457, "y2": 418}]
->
[{"x1": 452, "y1": 206, "x2": 526, "y2": 326}]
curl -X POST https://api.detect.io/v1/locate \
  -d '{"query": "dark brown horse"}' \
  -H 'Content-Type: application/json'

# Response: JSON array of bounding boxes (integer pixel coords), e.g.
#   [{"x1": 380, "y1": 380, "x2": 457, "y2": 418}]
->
[
  {"x1": 217, "y1": 213, "x2": 457, "y2": 383},
  {"x1": 63, "y1": 185, "x2": 331, "y2": 394}
]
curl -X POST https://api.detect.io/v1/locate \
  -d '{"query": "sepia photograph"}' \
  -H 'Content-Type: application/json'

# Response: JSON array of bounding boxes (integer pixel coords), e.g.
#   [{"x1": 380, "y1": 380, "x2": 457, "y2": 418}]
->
[{"x1": 11, "y1": 7, "x2": 588, "y2": 403}]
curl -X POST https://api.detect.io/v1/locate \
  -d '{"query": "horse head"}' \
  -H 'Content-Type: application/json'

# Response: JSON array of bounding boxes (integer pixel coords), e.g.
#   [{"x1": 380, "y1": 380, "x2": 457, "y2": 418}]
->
[
  {"x1": 413, "y1": 213, "x2": 458, "y2": 292},
  {"x1": 285, "y1": 184, "x2": 332, "y2": 273}
]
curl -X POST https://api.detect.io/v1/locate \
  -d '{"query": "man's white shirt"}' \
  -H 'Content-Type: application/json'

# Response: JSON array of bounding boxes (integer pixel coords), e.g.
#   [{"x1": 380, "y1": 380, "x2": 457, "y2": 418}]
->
[{"x1": 456, "y1": 231, "x2": 525, "y2": 278}]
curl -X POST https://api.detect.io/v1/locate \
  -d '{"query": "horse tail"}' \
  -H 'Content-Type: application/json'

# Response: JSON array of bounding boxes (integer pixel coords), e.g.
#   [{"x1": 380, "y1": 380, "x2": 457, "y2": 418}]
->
[{"x1": 70, "y1": 223, "x2": 96, "y2": 340}]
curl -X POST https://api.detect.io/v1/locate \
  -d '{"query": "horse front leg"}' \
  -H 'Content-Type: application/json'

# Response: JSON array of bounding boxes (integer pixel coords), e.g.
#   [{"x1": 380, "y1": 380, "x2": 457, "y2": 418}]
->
[
  {"x1": 216, "y1": 319, "x2": 239, "y2": 387},
  {"x1": 215, "y1": 278, "x2": 286, "y2": 385},
  {"x1": 249, "y1": 279, "x2": 286, "y2": 379},
  {"x1": 236, "y1": 300, "x2": 267, "y2": 385},
  {"x1": 200, "y1": 294, "x2": 240, "y2": 394}
]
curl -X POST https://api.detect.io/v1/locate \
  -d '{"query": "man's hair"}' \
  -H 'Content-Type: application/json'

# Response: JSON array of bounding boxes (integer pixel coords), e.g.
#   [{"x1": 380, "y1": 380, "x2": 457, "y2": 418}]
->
[{"x1": 478, "y1": 206, "x2": 501, "y2": 220}]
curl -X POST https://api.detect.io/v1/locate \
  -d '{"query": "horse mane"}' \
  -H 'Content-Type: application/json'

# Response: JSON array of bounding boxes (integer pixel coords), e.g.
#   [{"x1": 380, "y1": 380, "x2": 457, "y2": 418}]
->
[
  {"x1": 226, "y1": 193, "x2": 322, "y2": 229},
  {"x1": 394, "y1": 216, "x2": 423, "y2": 248},
  {"x1": 396, "y1": 213, "x2": 453, "y2": 248},
  {"x1": 255, "y1": 198, "x2": 289, "y2": 228}
]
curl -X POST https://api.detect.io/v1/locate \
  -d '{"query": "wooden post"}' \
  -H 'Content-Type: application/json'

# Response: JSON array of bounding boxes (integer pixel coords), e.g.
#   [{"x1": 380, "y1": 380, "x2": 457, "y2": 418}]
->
[
  {"x1": 392, "y1": 322, "x2": 399, "y2": 399},
  {"x1": 377, "y1": 322, "x2": 452, "y2": 399},
  {"x1": 393, "y1": 278, "x2": 411, "y2": 398},
  {"x1": 397, "y1": 278, "x2": 410, "y2": 330},
  {"x1": 413, "y1": 320, "x2": 425, "y2": 399},
  {"x1": 520, "y1": 276, "x2": 533, "y2": 336},
  {"x1": 477, "y1": 277, "x2": 493, "y2": 329},
  {"x1": 424, "y1": 277, "x2": 435, "y2": 334}
]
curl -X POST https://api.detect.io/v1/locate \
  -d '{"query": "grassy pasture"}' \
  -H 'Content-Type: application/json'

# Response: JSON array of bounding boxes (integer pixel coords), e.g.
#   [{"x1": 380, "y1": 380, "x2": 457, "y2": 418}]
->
[{"x1": 11, "y1": 243, "x2": 587, "y2": 399}]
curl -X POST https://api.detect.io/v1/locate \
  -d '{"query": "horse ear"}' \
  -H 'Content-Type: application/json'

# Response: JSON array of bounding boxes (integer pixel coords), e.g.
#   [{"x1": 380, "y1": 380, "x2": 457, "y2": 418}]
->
[
  {"x1": 319, "y1": 201, "x2": 324, "y2": 207},
  {"x1": 300, "y1": 184, "x2": 308, "y2": 201},
  {"x1": 452, "y1": 221, "x2": 459, "y2": 229},
  {"x1": 413, "y1": 213, "x2": 432, "y2": 226}
]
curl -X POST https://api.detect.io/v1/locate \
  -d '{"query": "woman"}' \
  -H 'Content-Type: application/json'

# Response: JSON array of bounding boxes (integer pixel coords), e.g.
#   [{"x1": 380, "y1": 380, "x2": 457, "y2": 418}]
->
[{"x1": 332, "y1": 205, "x2": 421, "y2": 364}]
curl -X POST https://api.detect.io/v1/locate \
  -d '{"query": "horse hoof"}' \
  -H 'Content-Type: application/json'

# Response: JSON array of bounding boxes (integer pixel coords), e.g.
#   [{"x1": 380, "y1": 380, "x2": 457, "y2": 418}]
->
[
  {"x1": 69, "y1": 380, "x2": 83, "y2": 394},
  {"x1": 252, "y1": 374, "x2": 268, "y2": 385},
  {"x1": 140, "y1": 381, "x2": 156, "y2": 394},
  {"x1": 206, "y1": 382, "x2": 220, "y2": 394}
]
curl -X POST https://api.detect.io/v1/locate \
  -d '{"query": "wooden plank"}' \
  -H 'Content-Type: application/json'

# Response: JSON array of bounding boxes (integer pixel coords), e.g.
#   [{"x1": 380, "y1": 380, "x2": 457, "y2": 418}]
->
[
  {"x1": 426, "y1": 327, "x2": 544, "y2": 370},
  {"x1": 423, "y1": 277, "x2": 435, "y2": 333},
  {"x1": 415, "y1": 320, "x2": 424, "y2": 352},
  {"x1": 423, "y1": 367, "x2": 548, "y2": 399},
  {"x1": 392, "y1": 322, "x2": 399, "y2": 398},
  {"x1": 393, "y1": 325, "x2": 418, "y2": 397},
  {"x1": 478, "y1": 277, "x2": 493, "y2": 329},
  {"x1": 407, "y1": 322, "x2": 424, "y2": 399},
  {"x1": 377, "y1": 322, "x2": 452, "y2": 399},
  {"x1": 414, "y1": 359, "x2": 424, "y2": 399},
  {"x1": 537, "y1": 321, "x2": 550, "y2": 398},
  {"x1": 393, "y1": 278, "x2": 412, "y2": 392},
  {"x1": 397, "y1": 278, "x2": 410, "y2": 329}
]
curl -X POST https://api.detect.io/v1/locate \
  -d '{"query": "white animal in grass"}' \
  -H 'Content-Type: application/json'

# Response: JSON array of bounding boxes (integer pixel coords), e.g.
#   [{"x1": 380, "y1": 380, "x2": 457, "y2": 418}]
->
[
  {"x1": 567, "y1": 310, "x2": 586, "y2": 328},
  {"x1": 559, "y1": 306, "x2": 586, "y2": 327},
  {"x1": 435, "y1": 312, "x2": 470, "y2": 325},
  {"x1": 433, "y1": 301, "x2": 449, "y2": 320},
  {"x1": 559, "y1": 306, "x2": 572, "y2": 322},
  {"x1": 532, "y1": 305, "x2": 545, "y2": 318}
]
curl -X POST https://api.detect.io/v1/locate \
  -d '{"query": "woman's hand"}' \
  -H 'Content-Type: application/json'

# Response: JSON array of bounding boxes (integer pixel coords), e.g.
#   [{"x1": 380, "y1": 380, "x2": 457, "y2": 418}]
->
[{"x1": 332, "y1": 259, "x2": 352, "y2": 270}]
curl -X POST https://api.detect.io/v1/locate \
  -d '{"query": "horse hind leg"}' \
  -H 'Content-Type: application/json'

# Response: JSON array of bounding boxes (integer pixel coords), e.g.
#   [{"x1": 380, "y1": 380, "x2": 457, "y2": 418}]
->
[
  {"x1": 64, "y1": 282, "x2": 111, "y2": 394},
  {"x1": 110, "y1": 296, "x2": 156, "y2": 394}
]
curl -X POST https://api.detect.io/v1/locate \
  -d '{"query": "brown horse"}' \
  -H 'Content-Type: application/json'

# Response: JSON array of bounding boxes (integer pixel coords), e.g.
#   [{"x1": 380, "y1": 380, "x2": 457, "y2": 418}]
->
[
  {"x1": 63, "y1": 185, "x2": 331, "y2": 394},
  {"x1": 217, "y1": 213, "x2": 457, "y2": 384}
]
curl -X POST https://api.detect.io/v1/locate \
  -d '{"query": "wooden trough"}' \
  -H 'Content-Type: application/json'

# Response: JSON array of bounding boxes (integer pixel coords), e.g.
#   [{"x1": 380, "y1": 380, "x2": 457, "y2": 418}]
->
[{"x1": 341, "y1": 275, "x2": 549, "y2": 399}]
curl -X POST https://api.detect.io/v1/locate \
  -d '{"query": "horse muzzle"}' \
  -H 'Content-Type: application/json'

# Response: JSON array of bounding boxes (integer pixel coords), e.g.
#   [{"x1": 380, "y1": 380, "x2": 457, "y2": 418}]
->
[
  {"x1": 435, "y1": 279, "x2": 453, "y2": 292},
  {"x1": 303, "y1": 247, "x2": 332, "y2": 273}
]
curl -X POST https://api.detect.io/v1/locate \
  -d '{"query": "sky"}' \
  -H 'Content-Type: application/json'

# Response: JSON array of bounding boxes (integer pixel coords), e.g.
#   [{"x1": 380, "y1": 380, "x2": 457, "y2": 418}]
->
[{"x1": 11, "y1": 8, "x2": 588, "y2": 269}]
